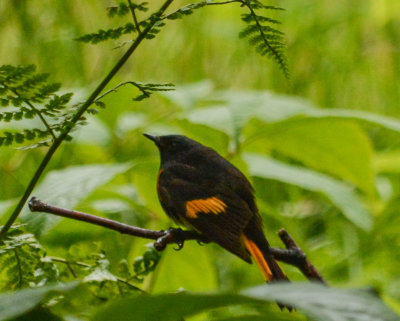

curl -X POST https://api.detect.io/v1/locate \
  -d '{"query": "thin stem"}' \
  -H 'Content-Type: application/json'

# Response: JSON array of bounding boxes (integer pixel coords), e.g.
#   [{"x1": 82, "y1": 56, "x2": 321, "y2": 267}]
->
[
  {"x1": 48, "y1": 256, "x2": 144, "y2": 292},
  {"x1": 94, "y1": 81, "x2": 146, "y2": 102},
  {"x1": 13, "y1": 248, "x2": 23, "y2": 288},
  {"x1": 207, "y1": 0, "x2": 240, "y2": 5},
  {"x1": 161, "y1": 0, "x2": 240, "y2": 20},
  {"x1": 116, "y1": 279, "x2": 124, "y2": 297},
  {"x1": 127, "y1": 0, "x2": 142, "y2": 34},
  {"x1": 0, "y1": 0, "x2": 175, "y2": 240},
  {"x1": 49, "y1": 256, "x2": 91, "y2": 268},
  {"x1": 243, "y1": 1, "x2": 288, "y2": 79}
]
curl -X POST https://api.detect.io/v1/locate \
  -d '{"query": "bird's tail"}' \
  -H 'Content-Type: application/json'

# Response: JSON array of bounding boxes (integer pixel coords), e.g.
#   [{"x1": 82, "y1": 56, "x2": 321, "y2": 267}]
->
[
  {"x1": 242, "y1": 233, "x2": 292, "y2": 311},
  {"x1": 242, "y1": 234, "x2": 288, "y2": 282}
]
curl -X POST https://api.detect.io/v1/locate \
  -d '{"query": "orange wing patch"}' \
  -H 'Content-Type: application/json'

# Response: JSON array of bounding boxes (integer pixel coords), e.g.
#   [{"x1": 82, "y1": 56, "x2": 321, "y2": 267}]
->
[{"x1": 185, "y1": 197, "x2": 227, "y2": 219}]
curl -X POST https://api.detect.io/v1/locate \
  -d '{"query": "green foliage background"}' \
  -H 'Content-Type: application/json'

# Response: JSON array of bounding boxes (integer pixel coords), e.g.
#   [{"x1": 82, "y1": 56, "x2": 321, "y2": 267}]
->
[{"x1": 1, "y1": 0, "x2": 400, "y2": 320}]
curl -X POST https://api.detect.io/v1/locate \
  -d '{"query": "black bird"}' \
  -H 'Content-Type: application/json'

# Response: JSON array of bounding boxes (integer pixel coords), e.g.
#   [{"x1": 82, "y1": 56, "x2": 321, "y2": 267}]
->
[{"x1": 144, "y1": 134, "x2": 288, "y2": 286}]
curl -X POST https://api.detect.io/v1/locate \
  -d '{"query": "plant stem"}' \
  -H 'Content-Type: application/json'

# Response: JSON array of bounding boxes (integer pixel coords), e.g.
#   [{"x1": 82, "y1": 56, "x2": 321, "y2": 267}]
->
[
  {"x1": 161, "y1": 0, "x2": 240, "y2": 20},
  {"x1": 127, "y1": 0, "x2": 142, "y2": 34},
  {"x1": 13, "y1": 248, "x2": 23, "y2": 288},
  {"x1": 48, "y1": 256, "x2": 144, "y2": 292},
  {"x1": 0, "y1": 0, "x2": 175, "y2": 240}
]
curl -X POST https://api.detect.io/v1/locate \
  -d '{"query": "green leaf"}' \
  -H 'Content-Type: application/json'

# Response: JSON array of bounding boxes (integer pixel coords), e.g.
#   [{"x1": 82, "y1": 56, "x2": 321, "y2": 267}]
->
[
  {"x1": 243, "y1": 283, "x2": 399, "y2": 321},
  {"x1": 0, "y1": 199, "x2": 16, "y2": 220},
  {"x1": 91, "y1": 283, "x2": 398, "y2": 321},
  {"x1": 91, "y1": 292, "x2": 251, "y2": 321},
  {"x1": 0, "y1": 282, "x2": 79, "y2": 321},
  {"x1": 161, "y1": 80, "x2": 214, "y2": 109},
  {"x1": 245, "y1": 118, "x2": 375, "y2": 195},
  {"x1": 243, "y1": 153, "x2": 372, "y2": 230},
  {"x1": 213, "y1": 90, "x2": 400, "y2": 134},
  {"x1": 21, "y1": 163, "x2": 132, "y2": 235},
  {"x1": 151, "y1": 242, "x2": 217, "y2": 294}
]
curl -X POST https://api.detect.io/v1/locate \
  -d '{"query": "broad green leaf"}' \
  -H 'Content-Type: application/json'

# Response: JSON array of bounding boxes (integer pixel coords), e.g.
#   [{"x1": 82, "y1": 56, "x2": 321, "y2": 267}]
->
[
  {"x1": 91, "y1": 292, "x2": 251, "y2": 321},
  {"x1": 162, "y1": 80, "x2": 214, "y2": 109},
  {"x1": 115, "y1": 112, "x2": 148, "y2": 137},
  {"x1": 91, "y1": 283, "x2": 398, "y2": 321},
  {"x1": 21, "y1": 163, "x2": 132, "y2": 235},
  {"x1": 131, "y1": 159, "x2": 165, "y2": 219},
  {"x1": 177, "y1": 118, "x2": 230, "y2": 153},
  {"x1": 214, "y1": 91, "x2": 400, "y2": 135},
  {"x1": 373, "y1": 151, "x2": 400, "y2": 174},
  {"x1": 152, "y1": 242, "x2": 217, "y2": 294},
  {"x1": 181, "y1": 106, "x2": 234, "y2": 138},
  {"x1": 245, "y1": 118, "x2": 375, "y2": 195},
  {"x1": 321, "y1": 109, "x2": 400, "y2": 134},
  {"x1": 243, "y1": 283, "x2": 399, "y2": 321},
  {"x1": 0, "y1": 199, "x2": 16, "y2": 220},
  {"x1": 0, "y1": 282, "x2": 78, "y2": 321},
  {"x1": 243, "y1": 153, "x2": 372, "y2": 230},
  {"x1": 72, "y1": 117, "x2": 111, "y2": 146}
]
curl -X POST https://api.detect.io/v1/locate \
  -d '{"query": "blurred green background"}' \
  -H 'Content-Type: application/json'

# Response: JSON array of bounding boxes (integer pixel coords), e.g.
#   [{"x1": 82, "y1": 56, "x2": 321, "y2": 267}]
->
[{"x1": 1, "y1": 0, "x2": 400, "y2": 319}]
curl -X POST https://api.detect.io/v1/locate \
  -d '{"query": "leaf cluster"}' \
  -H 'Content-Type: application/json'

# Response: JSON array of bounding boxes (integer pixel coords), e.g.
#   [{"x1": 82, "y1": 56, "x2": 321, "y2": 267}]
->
[
  {"x1": 76, "y1": 1, "x2": 152, "y2": 44},
  {"x1": 131, "y1": 244, "x2": 161, "y2": 282},
  {"x1": 0, "y1": 225, "x2": 58, "y2": 291},
  {"x1": 132, "y1": 82, "x2": 175, "y2": 101},
  {"x1": 0, "y1": 65, "x2": 73, "y2": 148},
  {"x1": 163, "y1": 2, "x2": 207, "y2": 20},
  {"x1": 239, "y1": 0, "x2": 288, "y2": 78}
]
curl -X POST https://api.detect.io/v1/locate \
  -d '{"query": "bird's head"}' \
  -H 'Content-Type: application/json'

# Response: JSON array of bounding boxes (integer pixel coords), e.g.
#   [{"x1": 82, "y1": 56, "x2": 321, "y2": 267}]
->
[{"x1": 143, "y1": 133, "x2": 202, "y2": 164}]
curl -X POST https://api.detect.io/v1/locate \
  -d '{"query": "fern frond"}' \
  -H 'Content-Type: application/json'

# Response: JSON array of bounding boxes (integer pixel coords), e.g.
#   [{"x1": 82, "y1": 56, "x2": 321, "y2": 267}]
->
[
  {"x1": 75, "y1": 23, "x2": 137, "y2": 44},
  {"x1": 0, "y1": 225, "x2": 58, "y2": 290},
  {"x1": 0, "y1": 64, "x2": 74, "y2": 148},
  {"x1": 77, "y1": 1, "x2": 151, "y2": 45},
  {"x1": 239, "y1": 0, "x2": 289, "y2": 78},
  {"x1": 94, "y1": 81, "x2": 175, "y2": 106},
  {"x1": 107, "y1": 2, "x2": 131, "y2": 18}
]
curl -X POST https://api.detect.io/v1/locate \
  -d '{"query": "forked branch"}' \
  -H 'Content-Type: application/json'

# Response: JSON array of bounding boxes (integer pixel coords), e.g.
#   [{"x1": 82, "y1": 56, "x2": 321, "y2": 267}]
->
[{"x1": 28, "y1": 197, "x2": 326, "y2": 284}]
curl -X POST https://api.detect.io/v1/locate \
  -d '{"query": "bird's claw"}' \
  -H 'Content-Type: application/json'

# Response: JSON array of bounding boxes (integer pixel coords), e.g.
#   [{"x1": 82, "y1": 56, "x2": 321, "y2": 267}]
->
[{"x1": 174, "y1": 241, "x2": 184, "y2": 251}]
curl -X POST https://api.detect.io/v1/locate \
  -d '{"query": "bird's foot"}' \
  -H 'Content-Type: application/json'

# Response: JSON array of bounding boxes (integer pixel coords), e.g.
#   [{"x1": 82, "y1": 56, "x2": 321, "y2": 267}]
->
[{"x1": 154, "y1": 228, "x2": 186, "y2": 251}]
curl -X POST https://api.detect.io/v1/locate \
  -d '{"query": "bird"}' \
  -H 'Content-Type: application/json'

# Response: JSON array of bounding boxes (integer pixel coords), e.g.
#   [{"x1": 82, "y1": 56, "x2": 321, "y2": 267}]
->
[{"x1": 144, "y1": 134, "x2": 289, "y2": 293}]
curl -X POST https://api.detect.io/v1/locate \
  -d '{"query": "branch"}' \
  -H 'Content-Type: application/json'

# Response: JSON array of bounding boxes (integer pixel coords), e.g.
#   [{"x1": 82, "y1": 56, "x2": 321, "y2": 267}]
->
[
  {"x1": 0, "y1": 0, "x2": 175, "y2": 240},
  {"x1": 94, "y1": 81, "x2": 148, "y2": 102},
  {"x1": 28, "y1": 197, "x2": 326, "y2": 284},
  {"x1": 269, "y1": 230, "x2": 327, "y2": 285},
  {"x1": 28, "y1": 197, "x2": 205, "y2": 251}
]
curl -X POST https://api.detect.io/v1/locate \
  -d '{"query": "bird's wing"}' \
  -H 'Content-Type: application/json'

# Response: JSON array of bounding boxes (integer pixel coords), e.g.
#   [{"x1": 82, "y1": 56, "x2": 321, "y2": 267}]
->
[{"x1": 158, "y1": 164, "x2": 253, "y2": 262}]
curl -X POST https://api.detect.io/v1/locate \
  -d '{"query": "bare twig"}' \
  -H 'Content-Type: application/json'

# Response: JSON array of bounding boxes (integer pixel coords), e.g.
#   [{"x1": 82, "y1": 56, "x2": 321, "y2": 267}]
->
[
  {"x1": 28, "y1": 197, "x2": 205, "y2": 251},
  {"x1": 28, "y1": 197, "x2": 325, "y2": 284},
  {"x1": 271, "y1": 229, "x2": 327, "y2": 284}
]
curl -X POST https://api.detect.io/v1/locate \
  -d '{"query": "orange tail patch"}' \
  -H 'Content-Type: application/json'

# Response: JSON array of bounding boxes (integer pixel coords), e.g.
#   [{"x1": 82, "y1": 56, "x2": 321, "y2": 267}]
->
[{"x1": 242, "y1": 234, "x2": 273, "y2": 282}]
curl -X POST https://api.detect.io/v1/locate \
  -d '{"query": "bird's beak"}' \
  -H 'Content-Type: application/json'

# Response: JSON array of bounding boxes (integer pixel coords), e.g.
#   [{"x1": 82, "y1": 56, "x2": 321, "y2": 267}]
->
[{"x1": 143, "y1": 133, "x2": 160, "y2": 145}]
